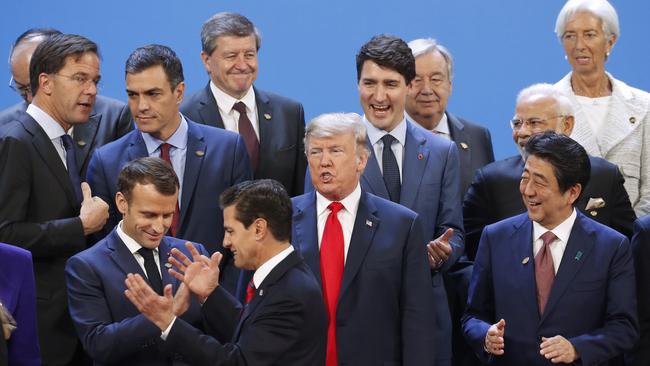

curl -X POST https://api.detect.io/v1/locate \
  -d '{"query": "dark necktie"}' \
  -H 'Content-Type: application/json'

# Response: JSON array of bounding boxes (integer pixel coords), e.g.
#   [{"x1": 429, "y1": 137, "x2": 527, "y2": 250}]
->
[
  {"x1": 232, "y1": 101, "x2": 259, "y2": 172},
  {"x1": 138, "y1": 247, "x2": 163, "y2": 295},
  {"x1": 381, "y1": 134, "x2": 401, "y2": 203},
  {"x1": 159, "y1": 143, "x2": 181, "y2": 237},
  {"x1": 245, "y1": 279, "x2": 256, "y2": 304},
  {"x1": 61, "y1": 134, "x2": 82, "y2": 204},
  {"x1": 535, "y1": 231, "x2": 557, "y2": 315},
  {"x1": 320, "y1": 201, "x2": 344, "y2": 366}
]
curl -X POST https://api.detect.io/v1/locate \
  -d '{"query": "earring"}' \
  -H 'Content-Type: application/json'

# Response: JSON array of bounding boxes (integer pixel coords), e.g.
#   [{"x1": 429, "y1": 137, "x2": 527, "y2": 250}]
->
[
  {"x1": 564, "y1": 55, "x2": 568, "y2": 60},
  {"x1": 606, "y1": 51, "x2": 610, "y2": 57}
]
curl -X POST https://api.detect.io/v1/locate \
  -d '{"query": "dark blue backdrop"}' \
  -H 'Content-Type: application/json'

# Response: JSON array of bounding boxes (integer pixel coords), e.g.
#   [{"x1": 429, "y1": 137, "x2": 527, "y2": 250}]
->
[{"x1": 1, "y1": 0, "x2": 649, "y2": 159}]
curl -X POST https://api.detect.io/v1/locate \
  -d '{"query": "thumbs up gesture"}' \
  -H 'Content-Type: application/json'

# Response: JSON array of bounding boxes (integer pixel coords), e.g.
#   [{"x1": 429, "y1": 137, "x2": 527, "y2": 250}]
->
[
  {"x1": 79, "y1": 182, "x2": 109, "y2": 235},
  {"x1": 427, "y1": 228, "x2": 454, "y2": 269}
]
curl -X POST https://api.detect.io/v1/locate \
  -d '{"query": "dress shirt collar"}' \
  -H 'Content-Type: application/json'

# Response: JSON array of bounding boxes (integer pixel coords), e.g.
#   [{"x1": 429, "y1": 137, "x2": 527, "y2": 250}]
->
[
  {"x1": 26, "y1": 103, "x2": 68, "y2": 139},
  {"x1": 363, "y1": 115, "x2": 407, "y2": 147},
  {"x1": 141, "y1": 114, "x2": 188, "y2": 155},
  {"x1": 116, "y1": 220, "x2": 159, "y2": 257},
  {"x1": 532, "y1": 208, "x2": 577, "y2": 244},
  {"x1": 252, "y1": 245, "x2": 294, "y2": 288},
  {"x1": 315, "y1": 183, "x2": 362, "y2": 220},
  {"x1": 210, "y1": 80, "x2": 256, "y2": 115},
  {"x1": 433, "y1": 113, "x2": 450, "y2": 136}
]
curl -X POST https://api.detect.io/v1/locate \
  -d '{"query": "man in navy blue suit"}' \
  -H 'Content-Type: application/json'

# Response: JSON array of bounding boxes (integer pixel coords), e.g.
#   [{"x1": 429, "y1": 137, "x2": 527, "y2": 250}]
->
[
  {"x1": 631, "y1": 214, "x2": 650, "y2": 366},
  {"x1": 86, "y1": 45, "x2": 251, "y2": 294},
  {"x1": 66, "y1": 157, "x2": 208, "y2": 365},
  {"x1": 124, "y1": 179, "x2": 327, "y2": 365},
  {"x1": 355, "y1": 34, "x2": 463, "y2": 366},
  {"x1": 293, "y1": 112, "x2": 436, "y2": 365},
  {"x1": 462, "y1": 132, "x2": 638, "y2": 365},
  {"x1": 181, "y1": 12, "x2": 306, "y2": 197}
]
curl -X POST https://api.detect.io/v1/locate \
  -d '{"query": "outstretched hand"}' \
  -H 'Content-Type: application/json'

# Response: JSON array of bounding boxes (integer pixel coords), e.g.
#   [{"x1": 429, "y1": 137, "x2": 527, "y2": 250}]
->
[{"x1": 168, "y1": 242, "x2": 223, "y2": 303}]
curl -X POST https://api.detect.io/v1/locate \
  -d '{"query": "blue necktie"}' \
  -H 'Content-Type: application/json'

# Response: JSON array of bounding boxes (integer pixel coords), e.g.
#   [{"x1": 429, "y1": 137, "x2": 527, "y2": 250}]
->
[
  {"x1": 381, "y1": 134, "x2": 401, "y2": 203},
  {"x1": 61, "y1": 134, "x2": 82, "y2": 205}
]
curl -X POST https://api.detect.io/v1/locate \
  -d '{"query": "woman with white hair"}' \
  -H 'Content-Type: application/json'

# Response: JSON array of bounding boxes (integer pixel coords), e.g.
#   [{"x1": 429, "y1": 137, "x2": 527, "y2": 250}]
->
[{"x1": 554, "y1": 0, "x2": 650, "y2": 216}]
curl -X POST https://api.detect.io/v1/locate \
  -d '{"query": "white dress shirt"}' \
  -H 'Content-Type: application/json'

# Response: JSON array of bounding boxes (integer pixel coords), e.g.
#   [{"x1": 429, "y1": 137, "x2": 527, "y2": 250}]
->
[
  {"x1": 209, "y1": 81, "x2": 260, "y2": 140},
  {"x1": 316, "y1": 183, "x2": 362, "y2": 263},
  {"x1": 532, "y1": 208, "x2": 577, "y2": 274},
  {"x1": 252, "y1": 245, "x2": 295, "y2": 288},
  {"x1": 26, "y1": 103, "x2": 72, "y2": 168},
  {"x1": 363, "y1": 116, "x2": 407, "y2": 180},
  {"x1": 115, "y1": 220, "x2": 162, "y2": 276}
]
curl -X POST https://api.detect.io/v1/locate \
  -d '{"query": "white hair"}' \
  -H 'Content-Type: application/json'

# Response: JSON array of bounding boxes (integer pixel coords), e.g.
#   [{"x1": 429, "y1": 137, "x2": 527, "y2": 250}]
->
[
  {"x1": 555, "y1": 0, "x2": 619, "y2": 41},
  {"x1": 304, "y1": 112, "x2": 368, "y2": 156},
  {"x1": 516, "y1": 83, "x2": 575, "y2": 117},
  {"x1": 407, "y1": 38, "x2": 454, "y2": 80}
]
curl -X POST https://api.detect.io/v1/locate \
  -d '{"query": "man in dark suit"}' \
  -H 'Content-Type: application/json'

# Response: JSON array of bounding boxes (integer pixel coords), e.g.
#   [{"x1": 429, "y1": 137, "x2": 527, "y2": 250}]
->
[
  {"x1": 124, "y1": 179, "x2": 327, "y2": 365},
  {"x1": 0, "y1": 28, "x2": 133, "y2": 177},
  {"x1": 464, "y1": 83, "x2": 636, "y2": 261},
  {"x1": 355, "y1": 35, "x2": 462, "y2": 366},
  {"x1": 462, "y1": 132, "x2": 638, "y2": 365},
  {"x1": 66, "y1": 157, "x2": 209, "y2": 365},
  {"x1": 180, "y1": 12, "x2": 306, "y2": 197},
  {"x1": 631, "y1": 214, "x2": 650, "y2": 366},
  {"x1": 293, "y1": 112, "x2": 436, "y2": 365},
  {"x1": 86, "y1": 45, "x2": 251, "y2": 294},
  {"x1": 0, "y1": 34, "x2": 110, "y2": 366}
]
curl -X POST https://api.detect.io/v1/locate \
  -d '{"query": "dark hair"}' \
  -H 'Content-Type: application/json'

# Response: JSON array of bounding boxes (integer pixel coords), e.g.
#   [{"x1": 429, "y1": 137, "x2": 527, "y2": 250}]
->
[
  {"x1": 10, "y1": 28, "x2": 62, "y2": 60},
  {"x1": 125, "y1": 44, "x2": 184, "y2": 89},
  {"x1": 524, "y1": 131, "x2": 590, "y2": 200},
  {"x1": 117, "y1": 157, "x2": 179, "y2": 202},
  {"x1": 356, "y1": 34, "x2": 415, "y2": 84},
  {"x1": 220, "y1": 179, "x2": 292, "y2": 242},
  {"x1": 201, "y1": 12, "x2": 261, "y2": 55},
  {"x1": 29, "y1": 33, "x2": 99, "y2": 95}
]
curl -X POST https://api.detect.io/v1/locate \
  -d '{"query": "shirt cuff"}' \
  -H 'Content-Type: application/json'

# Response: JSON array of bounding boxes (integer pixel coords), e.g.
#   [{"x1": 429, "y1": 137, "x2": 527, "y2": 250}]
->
[{"x1": 160, "y1": 316, "x2": 177, "y2": 340}]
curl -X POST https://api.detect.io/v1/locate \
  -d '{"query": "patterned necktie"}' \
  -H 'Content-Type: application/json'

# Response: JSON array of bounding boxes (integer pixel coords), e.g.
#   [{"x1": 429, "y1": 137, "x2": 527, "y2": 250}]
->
[
  {"x1": 535, "y1": 231, "x2": 557, "y2": 315},
  {"x1": 320, "y1": 201, "x2": 345, "y2": 366},
  {"x1": 381, "y1": 134, "x2": 401, "y2": 203},
  {"x1": 159, "y1": 143, "x2": 181, "y2": 237},
  {"x1": 232, "y1": 101, "x2": 259, "y2": 172},
  {"x1": 61, "y1": 134, "x2": 83, "y2": 204},
  {"x1": 138, "y1": 247, "x2": 163, "y2": 295},
  {"x1": 245, "y1": 279, "x2": 256, "y2": 304}
]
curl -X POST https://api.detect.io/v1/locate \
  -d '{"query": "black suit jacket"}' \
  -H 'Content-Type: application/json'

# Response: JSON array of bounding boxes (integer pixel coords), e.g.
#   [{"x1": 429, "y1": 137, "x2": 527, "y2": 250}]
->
[
  {"x1": 631, "y1": 214, "x2": 650, "y2": 366},
  {"x1": 463, "y1": 155, "x2": 636, "y2": 260},
  {"x1": 162, "y1": 251, "x2": 327, "y2": 366},
  {"x1": 0, "y1": 113, "x2": 87, "y2": 365},
  {"x1": 446, "y1": 112, "x2": 494, "y2": 197},
  {"x1": 181, "y1": 83, "x2": 306, "y2": 196},
  {"x1": 0, "y1": 95, "x2": 133, "y2": 177}
]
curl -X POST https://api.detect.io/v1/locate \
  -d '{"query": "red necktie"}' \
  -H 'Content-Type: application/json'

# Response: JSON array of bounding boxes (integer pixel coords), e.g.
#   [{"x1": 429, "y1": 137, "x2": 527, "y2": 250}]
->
[
  {"x1": 232, "y1": 101, "x2": 259, "y2": 172},
  {"x1": 159, "y1": 143, "x2": 181, "y2": 237},
  {"x1": 535, "y1": 231, "x2": 557, "y2": 315},
  {"x1": 320, "y1": 202, "x2": 344, "y2": 366},
  {"x1": 245, "y1": 279, "x2": 256, "y2": 304}
]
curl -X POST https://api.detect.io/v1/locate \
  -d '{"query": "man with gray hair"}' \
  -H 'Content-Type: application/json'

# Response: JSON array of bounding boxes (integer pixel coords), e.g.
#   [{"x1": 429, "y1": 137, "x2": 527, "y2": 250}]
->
[
  {"x1": 464, "y1": 83, "x2": 636, "y2": 262},
  {"x1": 292, "y1": 112, "x2": 436, "y2": 365},
  {"x1": 181, "y1": 12, "x2": 306, "y2": 197}
]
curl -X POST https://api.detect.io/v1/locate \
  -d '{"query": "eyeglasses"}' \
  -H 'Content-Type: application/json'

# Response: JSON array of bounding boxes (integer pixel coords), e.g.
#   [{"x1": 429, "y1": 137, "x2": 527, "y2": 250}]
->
[
  {"x1": 8, "y1": 76, "x2": 31, "y2": 98},
  {"x1": 53, "y1": 73, "x2": 102, "y2": 90},
  {"x1": 510, "y1": 116, "x2": 565, "y2": 131}
]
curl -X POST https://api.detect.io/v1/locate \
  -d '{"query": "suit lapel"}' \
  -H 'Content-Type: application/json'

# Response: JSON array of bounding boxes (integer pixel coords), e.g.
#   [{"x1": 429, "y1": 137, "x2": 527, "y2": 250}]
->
[
  {"x1": 107, "y1": 230, "x2": 147, "y2": 278},
  {"x1": 447, "y1": 113, "x2": 470, "y2": 174},
  {"x1": 127, "y1": 132, "x2": 149, "y2": 161},
  {"x1": 361, "y1": 138, "x2": 390, "y2": 199},
  {"x1": 178, "y1": 122, "x2": 205, "y2": 230},
  {"x1": 400, "y1": 122, "x2": 428, "y2": 209},
  {"x1": 72, "y1": 115, "x2": 99, "y2": 175},
  {"x1": 340, "y1": 192, "x2": 378, "y2": 299},
  {"x1": 508, "y1": 216, "x2": 540, "y2": 321},
  {"x1": 198, "y1": 83, "x2": 225, "y2": 129},
  {"x1": 292, "y1": 193, "x2": 322, "y2": 284},
  {"x1": 255, "y1": 87, "x2": 272, "y2": 172},
  {"x1": 157, "y1": 239, "x2": 176, "y2": 290}
]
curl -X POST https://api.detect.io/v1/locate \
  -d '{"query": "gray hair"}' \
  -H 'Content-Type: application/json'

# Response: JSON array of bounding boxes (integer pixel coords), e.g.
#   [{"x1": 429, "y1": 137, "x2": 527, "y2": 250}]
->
[
  {"x1": 555, "y1": 0, "x2": 620, "y2": 41},
  {"x1": 304, "y1": 113, "x2": 369, "y2": 157},
  {"x1": 407, "y1": 38, "x2": 454, "y2": 80},
  {"x1": 516, "y1": 83, "x2": 575, "y2": 117},
  {"x1": 201, "y1": 12, "x2": 262, "y2": 56}
]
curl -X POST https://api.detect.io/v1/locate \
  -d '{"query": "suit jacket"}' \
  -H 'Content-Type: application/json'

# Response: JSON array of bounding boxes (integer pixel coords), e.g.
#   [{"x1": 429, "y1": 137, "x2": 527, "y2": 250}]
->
[
  {"x1": 181, "y1": 84, "x2": 306, "y2": 197},
  {"x1": 631, "y1": 214, "x2": 650, "y2": 366},
  {"x1": 0, "y1": 113, "x2": 86, "y2": 365},
  {"x1": 463, "y1": 155, "x2": 636, "y2": 261},
  {"x1": 446, "y1": 112, "x2": 495, "y2": 197},
  {"x1": 0, "y1": 243, "x2": 40, "y2": 366},
  {"x1": 86, "y1": 119, "x2": 251, "y2": 294},
  {"x1": 0, "y1": 95, "x2": 133, "y2": 178},
  {"x1": 292, "y1": 190, "x2": 436, "y2": 365},
  {"x1": 360, "y1": 120, "x2": 464, "y2": 363},
  {"x1": 160, "y1": 250, "x2": 327, "y2": 366},
  {"x1": 65, "y1": 230, "x2": 208, "y2": 365},
  {"x1": 462, "y1": 212, "x2": 638, "y2": 366},
  {"x1": 556, "y1": 72, "x2": 650, "y2": 216}
]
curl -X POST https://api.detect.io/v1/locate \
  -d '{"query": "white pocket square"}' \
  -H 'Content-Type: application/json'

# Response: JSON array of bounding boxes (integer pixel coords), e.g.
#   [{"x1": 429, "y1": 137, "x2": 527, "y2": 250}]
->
[{"x1": 585, "y1": 197, "x2": 606, "y2": 210}]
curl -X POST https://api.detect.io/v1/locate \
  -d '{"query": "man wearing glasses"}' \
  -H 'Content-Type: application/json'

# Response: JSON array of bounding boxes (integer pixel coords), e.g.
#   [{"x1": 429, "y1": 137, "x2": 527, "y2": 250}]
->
[
  {"x1": 463, "y1": 83, "x2": 636, "y2": 261},
  {"x1": 0, "y1": 34, "x2": 110, "y2": 366},
  {"x1": 0, "y1": 28, "x2": 132, "y2": 177}
]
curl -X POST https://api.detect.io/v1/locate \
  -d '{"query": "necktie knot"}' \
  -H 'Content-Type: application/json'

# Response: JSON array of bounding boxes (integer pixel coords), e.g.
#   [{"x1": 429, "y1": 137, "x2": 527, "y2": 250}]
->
[
  {"x1": 137, "y1": 247, "x2": 163, "y2": 295},
  {"x1": 137, "y1": 247, "x2": 155, "y2": 260},
  {"x1": 328, "y1": 202, "x2": 344, "y2": 215},
  {"x1": 159, "y1": 143, "x2": 172, "y2": 162},
  {"x1": 232, "y1": 101, "x2": 247, "y2": 114},
  {"x1": 245, "y1": 279, "x2": 256, "y2": 304},
  {"x1": 540, "y1": 231, "x2": 557, "y2": 248},
  {"x1": 381, "y1": 133, "x2": 396, "y2": 146},
  {"x1": 61, "y1": 134, "x2": 74, "y2": 150}
]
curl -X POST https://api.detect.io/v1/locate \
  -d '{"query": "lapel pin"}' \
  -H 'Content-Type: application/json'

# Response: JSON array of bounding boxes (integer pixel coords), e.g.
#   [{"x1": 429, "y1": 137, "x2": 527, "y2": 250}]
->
[
  {"x1": 195, "y1": 150, "x2": 205, "y2": 157},
  {"x1": 575, "y1": 251, "x2": 583, "y2": 261},
  {"x1": 417, "y1": 153, "x2": 424, "y2": 160},
  {"x1": 259, "y1": 289, "x2": 264, "y2": 296},
  {"x1": 590, "y1": 210, "x2": 597, "y2": 217},
  {"x1": 264, "y1": 113, "x2": 272, "y2": 120},
  {"x1": 77, "y1": 140, "x2": 87, "y2": 147},
  {"x1": 630, "y1": 117, "x2": 636, "y2": 124},
  {"x1": 164, "y1": 262, "x2": 172, "y2": 269},
  {"x1": 366, "y1": 219, "x2": 373, "y2": 227},
  {"x1": 459, "y1": 142, "x2": 469, "y2": 150},
  {"x1": 522, "y1": 257, "x2": 530, "y2": 265}
]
